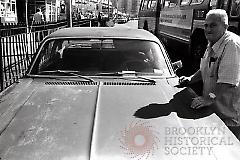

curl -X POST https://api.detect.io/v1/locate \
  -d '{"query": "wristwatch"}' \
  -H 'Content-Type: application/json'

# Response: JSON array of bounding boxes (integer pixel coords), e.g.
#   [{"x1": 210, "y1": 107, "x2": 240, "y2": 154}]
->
[{"x1": 209, "y1": 93, "x2": 216, "y2": 99}]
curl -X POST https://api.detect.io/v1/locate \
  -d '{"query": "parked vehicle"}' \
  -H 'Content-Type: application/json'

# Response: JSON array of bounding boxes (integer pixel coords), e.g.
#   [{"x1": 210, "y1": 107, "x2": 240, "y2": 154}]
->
[
  {"x1": 138, "y1": 0, "x2": 240, "y2": 73},
  {"x1": 116, "y1": 17, "x2": 128, "y2": 23},
  {"x1": 0, "y1": 27, "x2": 240, "y2": 160}
]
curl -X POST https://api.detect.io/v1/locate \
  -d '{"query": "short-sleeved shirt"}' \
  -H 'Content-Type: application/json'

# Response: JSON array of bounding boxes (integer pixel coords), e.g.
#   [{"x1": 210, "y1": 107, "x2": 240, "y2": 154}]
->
[
  {"x1": 215, "y1": 31, "x2": 240, "y2": 86},
  {"x1": 201, "y1": 31, "x2": 240, "y2": 126}
]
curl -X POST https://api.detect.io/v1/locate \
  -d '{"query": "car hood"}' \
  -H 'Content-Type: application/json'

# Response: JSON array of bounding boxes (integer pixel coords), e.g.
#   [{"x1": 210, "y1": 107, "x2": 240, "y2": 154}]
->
[{"x1": 0, "y1": 78, "x2": 240, "y2": 160}]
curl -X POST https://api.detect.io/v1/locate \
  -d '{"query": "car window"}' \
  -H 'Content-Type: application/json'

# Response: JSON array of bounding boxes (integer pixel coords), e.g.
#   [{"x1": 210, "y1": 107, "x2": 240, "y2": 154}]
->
[
  {"x1": 32, "y1": 39, "x2": 171, "y2": 76},
  {"x1": 230, "y1": 0, "x2": 240, "y2": 17},
  {"x1": 38, "y1": 40, "x2": 56, "y2": 71}
]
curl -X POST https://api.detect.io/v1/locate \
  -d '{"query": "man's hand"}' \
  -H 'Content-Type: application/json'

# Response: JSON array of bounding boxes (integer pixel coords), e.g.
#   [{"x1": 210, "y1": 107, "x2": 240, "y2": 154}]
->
[
  {"x1": 176, "y1": 70, "x2": 202, "y2": 88},
  {"x1": 191, "y1": 96, "x2": 212, "y2": 109},
  {"x1": 177, "y1": 76, "x2": 191, "y2": 87}
]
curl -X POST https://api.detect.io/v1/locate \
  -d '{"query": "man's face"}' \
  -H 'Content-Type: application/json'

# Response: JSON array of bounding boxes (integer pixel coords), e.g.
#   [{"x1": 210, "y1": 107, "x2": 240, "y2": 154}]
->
[{"x1": 204, "y1": 15, "x2": 227, "y2": 44}]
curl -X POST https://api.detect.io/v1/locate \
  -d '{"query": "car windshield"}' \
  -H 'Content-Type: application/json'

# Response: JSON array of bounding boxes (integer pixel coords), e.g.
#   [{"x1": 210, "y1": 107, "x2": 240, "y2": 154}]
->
[{"x1": 29, "y1": 38, "x2": 171, "y2": 76}]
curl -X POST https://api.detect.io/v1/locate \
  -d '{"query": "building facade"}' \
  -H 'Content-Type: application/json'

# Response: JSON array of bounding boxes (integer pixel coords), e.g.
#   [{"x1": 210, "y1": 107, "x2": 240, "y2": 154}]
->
[
  {"x1": 73, "y1": 0, "x2": 113, "y2": 19},
  {"x1": 131, "y1": 0, "x2": 140, "y2": 16},
  {"x1": 0, "y1": 0, "x2": 17, "y2": 23},
  {"x1": 112, "y1": 0, "x2": 140, "y2": 17},
  {"x1": 0, "y1": 0, "x2": 113, "y2": 24}
]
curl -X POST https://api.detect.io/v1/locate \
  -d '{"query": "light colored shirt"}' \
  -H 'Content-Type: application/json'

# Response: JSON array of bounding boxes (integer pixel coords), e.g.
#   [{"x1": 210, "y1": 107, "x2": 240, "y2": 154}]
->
[
  {"x1": 200, "y1": 31, "x2": 240, "y2": 126},
  {"x1": 33, "y1": 11, "x2": 44, "y2": 23},
  {"x1": 214, "y1": 31, "x2": 240, "y2": 86}
]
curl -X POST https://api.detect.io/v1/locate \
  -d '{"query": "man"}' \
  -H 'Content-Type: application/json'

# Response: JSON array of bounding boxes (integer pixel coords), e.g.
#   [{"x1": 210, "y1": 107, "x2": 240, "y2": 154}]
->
[
  {"x1": 179, "y1": 9, "x2": 240, "y2": 139},
  {"x1": 33, "y1": 8, "x2": 44, "y2": 23},
  {"x1": 98, "y1": 12, "x2": 102, "y2": 27}
]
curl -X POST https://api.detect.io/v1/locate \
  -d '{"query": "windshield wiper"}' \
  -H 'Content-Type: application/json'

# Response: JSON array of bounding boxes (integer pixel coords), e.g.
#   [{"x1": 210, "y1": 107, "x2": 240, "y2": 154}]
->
[
  {"x1": 96, "y1": 71, "x2": 156, "y2": 83},
  {"x1": 39, "y1": 70, "x2": 95, "y2": 82}
]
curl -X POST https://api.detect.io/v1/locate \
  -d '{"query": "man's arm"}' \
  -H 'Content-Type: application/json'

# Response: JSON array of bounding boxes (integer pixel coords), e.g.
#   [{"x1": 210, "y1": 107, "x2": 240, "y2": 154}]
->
[
  {"x1": 190, "y1": 83, "x2": 236, "y2": 110},
  {"x1": 212, "y1": 83, "x2": 238, "y2": 120},
  {"x1": 189, "y1": 69, "x2": 202, "y2": 84},
  {"x1": 179, "y1": 69, "x2": 202, "y2": 86}
]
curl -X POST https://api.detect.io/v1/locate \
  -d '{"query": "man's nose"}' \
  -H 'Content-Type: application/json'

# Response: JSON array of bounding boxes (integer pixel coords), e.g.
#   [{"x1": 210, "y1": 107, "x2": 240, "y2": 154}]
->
[{"x1": 204, "y1": 26, "x2": 212, "y2": 32}]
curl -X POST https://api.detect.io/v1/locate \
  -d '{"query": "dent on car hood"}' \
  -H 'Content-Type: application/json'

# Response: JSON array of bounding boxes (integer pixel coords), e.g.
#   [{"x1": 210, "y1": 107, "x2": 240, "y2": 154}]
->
[{"x1": 0, "y1": 78, "x2": 240, "y2": 160}]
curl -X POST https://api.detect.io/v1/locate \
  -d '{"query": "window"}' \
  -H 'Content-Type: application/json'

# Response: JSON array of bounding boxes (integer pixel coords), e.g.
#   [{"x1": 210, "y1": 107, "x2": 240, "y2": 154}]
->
[
  {"x1": 222, "y1": 0, "x2": 229, "y2": 10},
  {"x1": 165, "y1": 0, "x2": 178, "y2": 7},
  {"x1": 148, "y1": 0, "x2": 152, "y2": 8},
  {"x1": 181, "y1": 0, "x2": 190, "y2": 5},
  {"x1": 141, "y1": 0, "x2": 149, "y2": 10},
  {"x1": 191, "y1": 0, "x2": 204, "y2": 5},
  {"x1": 210, "y1": 0, "x2": 218, "y2": 8},
  {"x1": 0, "y1": 0, "x2": 16, "y2": 20},
  {"x1": 0, "y1": 2, "x2": 4, "y2": 17},
  {"x1": 230, "y1": 0, "x2": 240, "y2": 16},
  {"x1": 39, "y1": 40, "x2": 56, "y2": 71},
  {"x1": 164, "y1": 0, "x2": 170, "y2": 7},
  {"x1": 35, "y1": 39, "x2": 170, "y2": 76},
  {"x1": 150, "y1": 0, "x2": 158, "y2": 9}
]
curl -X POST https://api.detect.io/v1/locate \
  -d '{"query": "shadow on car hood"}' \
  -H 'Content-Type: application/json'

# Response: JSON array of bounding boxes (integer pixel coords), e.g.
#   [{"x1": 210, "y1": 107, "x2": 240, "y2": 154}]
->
[{"x1": 0, "y1": 78, "x2": 240, "y2": 160}]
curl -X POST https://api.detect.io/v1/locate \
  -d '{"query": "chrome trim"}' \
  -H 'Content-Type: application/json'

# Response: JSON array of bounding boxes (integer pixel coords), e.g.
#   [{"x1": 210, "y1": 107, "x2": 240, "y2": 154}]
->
[{"x1": 160, "y1": 31, "x2": 190, "y2": 43}]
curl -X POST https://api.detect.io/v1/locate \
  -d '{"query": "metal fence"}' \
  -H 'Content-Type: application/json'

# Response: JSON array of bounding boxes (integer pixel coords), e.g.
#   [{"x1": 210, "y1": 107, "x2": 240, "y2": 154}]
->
[{"x1": 0, "y1": 19, "x2": 98, "y2": 92}]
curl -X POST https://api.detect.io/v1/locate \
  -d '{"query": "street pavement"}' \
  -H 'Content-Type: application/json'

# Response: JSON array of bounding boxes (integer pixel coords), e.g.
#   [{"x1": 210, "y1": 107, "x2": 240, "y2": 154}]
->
[{"x1": 114, "y1": 20, "x2": 138, "y2": 29}]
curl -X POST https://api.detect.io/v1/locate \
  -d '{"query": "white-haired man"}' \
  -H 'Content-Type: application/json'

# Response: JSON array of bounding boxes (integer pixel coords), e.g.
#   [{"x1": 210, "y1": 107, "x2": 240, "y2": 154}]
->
[{"x1": 179, "y1": 9, "x2": 240, "y2": 139}]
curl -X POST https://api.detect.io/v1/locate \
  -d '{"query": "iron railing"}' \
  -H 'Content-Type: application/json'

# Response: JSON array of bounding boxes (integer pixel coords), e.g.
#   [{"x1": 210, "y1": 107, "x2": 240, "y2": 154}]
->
[{"x1": 0, "y1": 19, "x2": 98, "y2": 92}]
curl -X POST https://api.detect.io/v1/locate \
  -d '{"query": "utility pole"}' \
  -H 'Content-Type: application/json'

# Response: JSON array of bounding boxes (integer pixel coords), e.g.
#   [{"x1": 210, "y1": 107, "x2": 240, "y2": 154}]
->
[
  {"x1": 116, "y1": 0, "x2": 118, "y2": 19},
  {"x1": 108, "y1": 0, "x2": 110, "y2": 19},
  {"x1": 25, "y1": 0, "x2": 29, "y2": 32},
  {"x1": 65, "y1": 0, "x2": 72, "y2": 27},
  {"x1": 0, "y1": 26, "x2": 3, "y2": 91}
]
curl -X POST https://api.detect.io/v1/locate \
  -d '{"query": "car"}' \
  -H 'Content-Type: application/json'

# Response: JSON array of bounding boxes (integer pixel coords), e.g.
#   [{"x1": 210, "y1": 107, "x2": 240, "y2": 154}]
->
[
  {"x1": 116, "y1": 17, "x2": 128, "y2": 24},
  {"x1": 129, "y1": 17, "x2": 139, "y2": 21},
  {"x1": 0, "y1": 27, "x2": 240, "y2": 160}
]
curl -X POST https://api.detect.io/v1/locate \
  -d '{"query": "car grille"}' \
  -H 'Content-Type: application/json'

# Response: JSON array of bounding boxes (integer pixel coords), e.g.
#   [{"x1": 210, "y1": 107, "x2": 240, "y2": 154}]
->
[
  {"x1": 45, "y1": 81, "x2": 99, "y2": 85},
  {"x1": 45, "y1": 81, "x2": 155, "y2": 86},
  {"x1": 103, "y1": 82, "x2": 155, "y2": 85}
]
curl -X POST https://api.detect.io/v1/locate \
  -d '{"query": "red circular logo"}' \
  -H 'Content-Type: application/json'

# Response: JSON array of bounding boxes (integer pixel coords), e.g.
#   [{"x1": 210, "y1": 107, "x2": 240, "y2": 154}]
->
[{"x1": 119, "y1": 120, "x2": 160, "y2": 159}]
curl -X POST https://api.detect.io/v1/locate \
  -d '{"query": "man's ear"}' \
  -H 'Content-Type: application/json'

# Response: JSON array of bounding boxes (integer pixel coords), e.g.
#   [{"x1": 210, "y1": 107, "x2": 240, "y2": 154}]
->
[{"x1": 225, "y1": 24, "x2": 229, "y2": 29}]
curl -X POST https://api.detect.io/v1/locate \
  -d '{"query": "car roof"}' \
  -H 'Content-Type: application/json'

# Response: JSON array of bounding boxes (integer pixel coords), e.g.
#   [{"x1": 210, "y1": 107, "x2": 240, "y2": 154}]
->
[{"x1": 47, "y1": 27, "x2": 160, "y2": 43}]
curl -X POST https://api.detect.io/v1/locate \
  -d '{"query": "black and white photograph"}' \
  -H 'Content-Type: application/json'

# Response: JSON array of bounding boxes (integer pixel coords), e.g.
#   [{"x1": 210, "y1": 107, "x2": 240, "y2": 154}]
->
[{"x1": 0, "y1": 0, "x2": 240, "y2": 160}]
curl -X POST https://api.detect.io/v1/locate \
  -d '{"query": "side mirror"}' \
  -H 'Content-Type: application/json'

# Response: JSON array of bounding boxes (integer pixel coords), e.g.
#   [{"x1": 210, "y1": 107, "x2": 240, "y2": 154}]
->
[{"x1": 172, "y1": 60, "x2": 183, "y2": 72}]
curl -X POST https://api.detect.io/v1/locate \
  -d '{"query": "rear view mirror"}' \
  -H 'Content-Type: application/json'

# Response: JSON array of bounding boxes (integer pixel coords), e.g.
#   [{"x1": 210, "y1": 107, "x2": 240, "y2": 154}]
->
[{"x1": 172, "y1": 60, "x2": 183, "y2": 72}]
